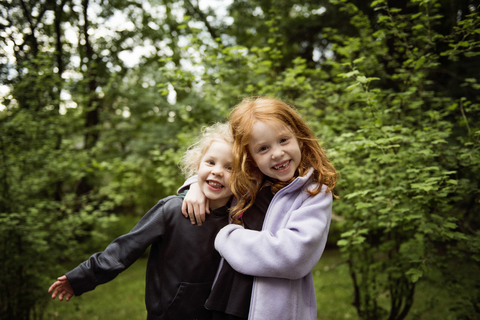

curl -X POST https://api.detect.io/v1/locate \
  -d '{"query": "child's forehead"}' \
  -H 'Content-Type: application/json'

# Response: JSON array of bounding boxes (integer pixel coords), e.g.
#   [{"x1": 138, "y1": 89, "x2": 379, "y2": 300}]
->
[
  {"x1": 211, "y1": 138, "x2": 232, "y2": 147},
  {"x1": 254, "y1": 120, "x2": 293, "y2": 133},
  {"x1": 204, "y1": 139, "x2": 232, "y2": 154}
]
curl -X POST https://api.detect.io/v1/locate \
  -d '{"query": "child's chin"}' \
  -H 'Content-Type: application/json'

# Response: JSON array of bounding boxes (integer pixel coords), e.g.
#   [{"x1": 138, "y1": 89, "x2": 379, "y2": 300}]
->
[{"x1": 277, "y1": 174, "x2": 294, "y2": 182}]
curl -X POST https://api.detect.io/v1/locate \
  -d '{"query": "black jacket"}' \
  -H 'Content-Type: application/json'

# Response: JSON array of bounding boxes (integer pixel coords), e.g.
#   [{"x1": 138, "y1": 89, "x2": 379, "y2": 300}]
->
[{"x1": 66, "y1": 196, "x2": 229, "y2": 320}]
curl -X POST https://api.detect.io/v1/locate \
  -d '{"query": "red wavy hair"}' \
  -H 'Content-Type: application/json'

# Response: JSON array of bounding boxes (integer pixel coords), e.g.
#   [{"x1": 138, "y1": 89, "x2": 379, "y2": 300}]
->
[{"x1": 229, "y1": 97, "x2": 337, "y2": 223}]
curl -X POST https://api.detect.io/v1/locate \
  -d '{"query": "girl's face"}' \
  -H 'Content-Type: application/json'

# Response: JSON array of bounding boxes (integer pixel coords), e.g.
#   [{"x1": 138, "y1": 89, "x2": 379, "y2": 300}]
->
[
  {"x1": 247, "y1": 120, "x2": 302, "y2": 182},
  {"x1": 197, "y1": 140, "x2": 233, "y2": 210}
]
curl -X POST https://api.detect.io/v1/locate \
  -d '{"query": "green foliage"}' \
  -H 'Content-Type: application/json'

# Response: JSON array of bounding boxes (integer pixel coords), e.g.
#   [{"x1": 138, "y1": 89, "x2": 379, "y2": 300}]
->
[
  {"x1": 2, "y1": 0, "x2": 479, "y2": 319},
  {"x1": 0, "y1": 0, "x2": 209, "y2": 318},
  {"x1": 0, "y1": 65, "x2": 115, "y2": 318},
  {"x1": 325, "y1": 1, "x2": 480, "y2": 319}
]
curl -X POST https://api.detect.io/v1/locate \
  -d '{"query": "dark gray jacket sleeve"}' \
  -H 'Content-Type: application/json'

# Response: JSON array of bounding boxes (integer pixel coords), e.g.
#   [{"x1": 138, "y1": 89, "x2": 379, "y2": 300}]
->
[{"x1": 66, "y1": 198, "x2": 170, "y2": 296}]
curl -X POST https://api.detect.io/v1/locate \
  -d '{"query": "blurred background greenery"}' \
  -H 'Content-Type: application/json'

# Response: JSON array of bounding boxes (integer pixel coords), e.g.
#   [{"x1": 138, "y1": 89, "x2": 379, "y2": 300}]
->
[{"x1": 1, "y1": 0, "x2": 479, "y2": 319}]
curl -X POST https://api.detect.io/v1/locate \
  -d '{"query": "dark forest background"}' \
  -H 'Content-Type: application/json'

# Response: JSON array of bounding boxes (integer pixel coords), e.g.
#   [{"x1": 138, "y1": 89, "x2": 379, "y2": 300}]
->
[{"x1": 1, "y1": 0, "x2": 479, "y2": 319}]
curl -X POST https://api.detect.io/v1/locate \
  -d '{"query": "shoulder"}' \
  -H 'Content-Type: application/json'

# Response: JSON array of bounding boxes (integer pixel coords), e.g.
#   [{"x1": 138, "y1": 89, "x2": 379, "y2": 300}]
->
[
  {"x1": 154, "y1": 195, "x2": 183, "y2": 216},
  {"x1": 156, "y1": 195, "x2": 183, "y2": 207},
  {"x1": 304, "y1": 182, "x2": 329, "y2": 195},
  {"x1": 136, "y1": 195, "x2": 183, "y2": 222},
  {"x1": 295, "y1": 169, "x2": 332, "y2": 200},
  {"x1": 284, "y1": 181, "x2": 332, "y2": 209},
  {"x1": 142, "y1": 195, "x2": 183, "y2": 221},
  {"x1": 143, "y1": 196, "x2": 188, "y2": 230},
  {"x1": 281, "y1": 168, "x2": 317, "y2": 196}
]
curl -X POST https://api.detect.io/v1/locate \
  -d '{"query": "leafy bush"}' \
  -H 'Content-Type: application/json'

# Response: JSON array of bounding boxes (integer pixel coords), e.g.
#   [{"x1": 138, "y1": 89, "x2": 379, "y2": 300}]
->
[
  {"x1": 161, "y1": 1, "x2": 480, "y2": 318},
  {"x1": 323, "y1": 1, "x2": 480, "y2": 318}
]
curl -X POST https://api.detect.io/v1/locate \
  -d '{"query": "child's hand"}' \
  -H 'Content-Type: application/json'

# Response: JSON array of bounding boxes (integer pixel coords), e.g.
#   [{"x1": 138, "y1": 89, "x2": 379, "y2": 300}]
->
[
  {"x1": 181, "y1": 183, "x2": 210, "y2": 226},
  {"x1": 48, "y1": 275, "x2": 75, "y2": 301}
]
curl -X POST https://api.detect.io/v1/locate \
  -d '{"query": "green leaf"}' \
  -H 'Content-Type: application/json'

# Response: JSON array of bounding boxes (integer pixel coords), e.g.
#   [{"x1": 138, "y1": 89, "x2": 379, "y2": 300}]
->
[
  {"x1": 353, "y1": 57, "x2": 366, "y2": 64},
  {"x1": 371, "y1": 0, "x2": 386, "y2": 7},
  {"x1": 355, "y1": 202, "x2": 374, "y2": 209},
  {"x1": 356, "y1": 75, "x2": 368, "y2": 84},
  {"x1": 347, "y1": 83, "x2": 360, "y2": 90},
  {"x1": 378, "y1": 15, "x2": 390, "y2": 23},
  {"x1": 406, "y1": 268, "x2": 423, "y2": 283}
]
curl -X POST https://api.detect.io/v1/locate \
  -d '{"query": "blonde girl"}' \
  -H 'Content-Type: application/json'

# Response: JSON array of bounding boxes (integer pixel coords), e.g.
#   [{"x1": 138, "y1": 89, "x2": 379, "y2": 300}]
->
[{"x1": 49, "y1": 123, "x2": 234, "y2": 320}]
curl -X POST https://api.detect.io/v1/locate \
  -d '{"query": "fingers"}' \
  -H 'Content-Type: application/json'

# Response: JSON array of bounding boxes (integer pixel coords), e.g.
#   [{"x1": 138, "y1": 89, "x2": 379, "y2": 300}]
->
[
  {"x1": 49, "y1": 275, "x2": 74, "y2": 301},
  {"x1": 50, "y1": 284, "x2": 63, "y2": 300},
  {"x1": 48, "y1": 281, "x2": 59, "y2": 294},
  {"x1": 58, "y1": 289, "x2": 73, "y2": 301},
  {"x1": 189, "y1": 203, "x2": 201, "y2": 225},
  {"x1": 205, "y1": 198, "x2": 210, "y2": 215},
  {"x1": 182, "y1": 183, "x2": 210, "y2": 225},
  {"x1": 195, "y1": 215, "x2": 204, "y2": 226},
  {"x1": 188, "y1": 202, "x2": 197, "y2": 225},
  {"x1": 182, "y1": 183, "x2": 211, "y2": 225},
  {"x1": 181, "y1": 201, "x2": 188, "y2": 218},
  {"x1": 196, "y1": 199, "x2": 209, "y2": 225},
  {"x1": 194, "y1": 211, "x2": 205, "y2": 226},
  {"x1": 181, "y1": 199, "x2": 198, "y2": 224}
]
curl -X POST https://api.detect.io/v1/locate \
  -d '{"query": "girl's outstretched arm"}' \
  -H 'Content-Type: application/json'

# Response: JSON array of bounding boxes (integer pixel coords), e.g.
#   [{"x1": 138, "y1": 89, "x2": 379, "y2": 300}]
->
[
  {"x1": 48, "y1": 275, "x2": 75, "y2": 301},
  {"x1": 215, "y1": 190, "x2": 332, "y2": 280}
]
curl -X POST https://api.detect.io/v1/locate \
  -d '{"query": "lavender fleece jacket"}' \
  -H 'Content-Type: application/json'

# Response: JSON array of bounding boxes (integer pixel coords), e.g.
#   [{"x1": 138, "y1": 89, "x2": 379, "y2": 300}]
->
[{"x1": 179, "y1": 169, "x2": 332, "y2": 320}]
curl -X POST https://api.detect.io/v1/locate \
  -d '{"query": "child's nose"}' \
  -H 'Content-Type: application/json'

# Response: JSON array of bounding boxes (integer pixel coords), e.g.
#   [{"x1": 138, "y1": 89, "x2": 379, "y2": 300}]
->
[
  {"x1": 212, "y1": 168, "x2": 223, "y2": 176},
  {"x1": 271, "y1": 148, "x2": 285, "y2": 160}
]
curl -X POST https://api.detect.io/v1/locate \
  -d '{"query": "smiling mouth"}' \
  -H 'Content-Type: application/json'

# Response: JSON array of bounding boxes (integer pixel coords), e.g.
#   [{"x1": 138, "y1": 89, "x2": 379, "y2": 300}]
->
[
  {"x1": 273, "y1": 160, "x2": 290, "y2": 170},
  {"x1": 207, "y1": 180, "x2": 224, "y2": 189}
]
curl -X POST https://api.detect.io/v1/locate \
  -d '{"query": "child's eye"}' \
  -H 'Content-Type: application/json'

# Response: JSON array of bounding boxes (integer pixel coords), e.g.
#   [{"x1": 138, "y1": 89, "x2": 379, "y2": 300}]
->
[
  {"x1": 207, "y1": 160, "x2": 215, "y2": 165},
  {"x1": 259, "y1": 146, "x2": 269, "y2": 152},
  {"x1": 280, "y1": 137, "x2": 289, "y2": 144},
  {"x1": 226, "y1": 166, "x2": 232, "y2": 171}
]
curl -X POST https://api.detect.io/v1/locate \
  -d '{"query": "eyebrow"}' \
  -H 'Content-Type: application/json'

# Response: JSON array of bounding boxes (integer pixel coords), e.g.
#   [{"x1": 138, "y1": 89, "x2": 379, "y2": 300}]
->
[
  {"x1": 204, "y1": 154, "x2": 232, "y2": 163},
  {"x1": 249, "y1": 140, "x2": 267, "y2": 151}
]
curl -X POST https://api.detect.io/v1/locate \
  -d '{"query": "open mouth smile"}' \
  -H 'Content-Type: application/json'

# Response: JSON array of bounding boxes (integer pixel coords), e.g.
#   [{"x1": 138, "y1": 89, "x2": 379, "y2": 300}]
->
[
  {"x1": 207, "y1": 180, "x2": 224, "y2": 190},
  {"x1": 273, "y1": 160, "x2": 291, "y2": 170}
]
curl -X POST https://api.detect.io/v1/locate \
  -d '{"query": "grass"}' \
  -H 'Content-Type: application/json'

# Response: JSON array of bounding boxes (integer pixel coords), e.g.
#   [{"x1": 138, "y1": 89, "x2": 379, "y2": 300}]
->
[
  {"x1": 43, "y1": 248, "x2": 472, "y2": 320},
  {"x1": 43, "y1": 250, "x2": 356, "y2": 320},
  {"x1": 314, "y1": 250, "x2": 478, "y2": 320},
  {"x1": 314, "y1": 250, "x2": 359, "y2": 319}
]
